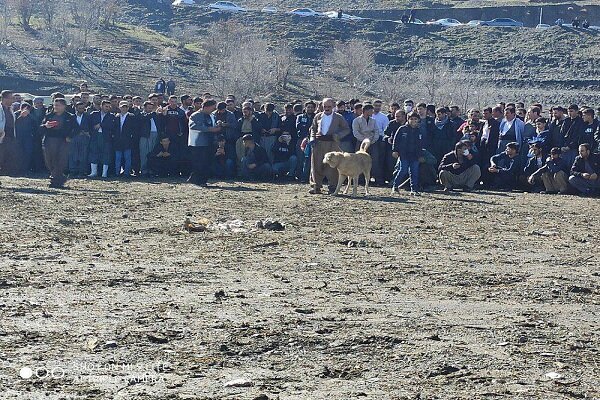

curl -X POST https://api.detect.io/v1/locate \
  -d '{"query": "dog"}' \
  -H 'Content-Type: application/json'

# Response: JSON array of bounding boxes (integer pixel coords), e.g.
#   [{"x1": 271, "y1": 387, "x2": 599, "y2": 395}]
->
[{"x1": 323, "y1": 139, "x2": 372, "y2": 196}]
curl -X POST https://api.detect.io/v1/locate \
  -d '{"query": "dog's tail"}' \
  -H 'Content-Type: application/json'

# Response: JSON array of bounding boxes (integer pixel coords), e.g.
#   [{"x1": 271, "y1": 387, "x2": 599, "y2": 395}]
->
[{"x1": 359, "y1": 138, "x2": 371, "y2": 153}]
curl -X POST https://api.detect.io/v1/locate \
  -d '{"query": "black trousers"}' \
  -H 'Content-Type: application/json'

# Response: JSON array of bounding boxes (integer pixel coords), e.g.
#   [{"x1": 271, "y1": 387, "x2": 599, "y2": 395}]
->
[
  {"x1": 43, "y1": 136, "x2": 70, "y2": 186},
  {"x1": 188, "y1": 145, "x2": 211, "y2": 185}
]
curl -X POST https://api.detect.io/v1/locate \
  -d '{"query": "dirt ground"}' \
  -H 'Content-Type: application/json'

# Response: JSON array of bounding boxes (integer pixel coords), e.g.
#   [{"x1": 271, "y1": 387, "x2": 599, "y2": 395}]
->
[{"x1": 0, "y1": 176, "x2": 598, "y2": 400}]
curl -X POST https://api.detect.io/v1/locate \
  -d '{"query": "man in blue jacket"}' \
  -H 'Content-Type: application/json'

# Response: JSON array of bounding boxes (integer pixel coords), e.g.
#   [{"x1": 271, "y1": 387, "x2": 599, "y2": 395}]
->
[
  {"x1": 527, "y1": 147, "x2": 570, "y2": 194},
  {"x1": 488, "y1": 142, "x2": 525, "y2": 190},
  {"x1": 88, "y1": 100, "x2": 115, "y2": 178},
  {"x1": 391, "y1": 112, "x2": 422, "y2": 195}
]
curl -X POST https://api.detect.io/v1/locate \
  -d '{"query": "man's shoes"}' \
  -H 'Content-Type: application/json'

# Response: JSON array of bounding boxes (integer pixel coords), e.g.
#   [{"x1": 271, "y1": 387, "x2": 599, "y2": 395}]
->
[
  {"x1": 443, "y1": 187, "x2": 454, "y2": 192},
  {"x1": 410, "y1": 190, "x2": 420, "y2": 196},
  {"x1": 540, "y1": 190, "x2": 557, "y2": 194},
  {"x1": 308, "y1": 187, "x2": 322, "y2": 194},
  {"x1": 390, "y1": 186, "x2": 398, "y2": 195}
]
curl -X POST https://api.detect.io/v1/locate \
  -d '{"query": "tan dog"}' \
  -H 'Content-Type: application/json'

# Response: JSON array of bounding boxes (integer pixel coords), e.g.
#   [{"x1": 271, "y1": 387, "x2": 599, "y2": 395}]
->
[{"x1": 323, "y1": 139, "x2": 372, "y2": 196}]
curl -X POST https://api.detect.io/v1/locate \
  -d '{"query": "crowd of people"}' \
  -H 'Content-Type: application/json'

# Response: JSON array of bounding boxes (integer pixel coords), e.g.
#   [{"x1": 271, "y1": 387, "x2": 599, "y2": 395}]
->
[{"x1": 0, "y1": 83, "x2": 599, "y2": 196}]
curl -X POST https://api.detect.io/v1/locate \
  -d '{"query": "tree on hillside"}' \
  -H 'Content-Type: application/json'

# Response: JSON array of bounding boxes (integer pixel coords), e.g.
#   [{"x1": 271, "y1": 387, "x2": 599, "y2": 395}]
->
[
  {"x1": 39, "y1": 0, "x2": 59, "y2": 30},
  {"x1": 7, "y1": 0, "x2": 33, "y2": 30},
  {"x1": 322, "y1": 40, "x2": 375, "y2": 94}
]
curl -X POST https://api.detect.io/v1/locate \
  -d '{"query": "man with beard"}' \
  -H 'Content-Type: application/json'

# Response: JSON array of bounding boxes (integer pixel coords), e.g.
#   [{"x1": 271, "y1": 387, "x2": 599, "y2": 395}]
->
[
  {"x1": 309, "y1": 98, "x2": 350, "y2": 194},
  {"x1": 188, "y1": 99, "x2": 222, "y2": 186},
  {"x1": 430, "y1": 107, "x2": 459, "y2": 163},
  {"x1": 569, "y1": 143, "x2": 600, "y2": 196},
  {"x1": 139, "y1": 101, "x2": 163, "y2": 177},
  {"x1": 159, "y1": 95, "x2": 187, "y2": 173},
  {"x1": 416, "y1": 102, "x2": 435, "y2": 153}
]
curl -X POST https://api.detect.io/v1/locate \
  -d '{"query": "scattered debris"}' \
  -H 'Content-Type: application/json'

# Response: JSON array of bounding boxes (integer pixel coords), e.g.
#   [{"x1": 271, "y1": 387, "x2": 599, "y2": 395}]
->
[
  {"x1": 427, "y1": 365, "x2": 461, "y2": 377},
  {"x1": 255, "y1": 219, "x2": 285, "y2": 231},
  {"x1": 184, "y1": 217, "x2": 209, "y2": 232},
  {"x1": 545, "y1": 372, "x2": 562, "y2": 379},
  {"x1": 223, "y1": 378, "x2": 253, "y2": 387},
  {"x1": 147, "y1": 333, "x2": 169, "y2": 344},
  {"x1": 104, "y1": 340, "x2": 118, "y2": 349},
  {"x1": 529, "y1": 230, "x2": 559, "y2": 237},
  {"x1": 214, "y1": 290, "x2": 226, "y2": 300}
]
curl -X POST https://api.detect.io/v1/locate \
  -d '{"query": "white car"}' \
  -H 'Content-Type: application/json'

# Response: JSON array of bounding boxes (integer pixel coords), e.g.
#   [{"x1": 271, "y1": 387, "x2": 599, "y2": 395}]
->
[
  {"x1": 172, "y1": 0, "x2": 195, "y2": 6},
  {"x1": 323, "y1": 11, "x2": 363, "y2": 20},
  {"x1": 479, "y1": 18, "x2": 524, "y2": 27},
  {"x1": 288, "y1": 8, "x2": 324, "y2": 17},
  {"x1": 261, "y1": 6, "x2": 278, "y2": 12},
  {"x1": 209, "y1": 1, "x2": 245, "y2": 12},
  {"x1": 535, "y1": 23, "x2": 551, "y2": 30},
  {"x1": 394, "y1": 18, "x2": 424, "y2": 24},
  {"x1": 466, "y1": 20, "x2": 483, "y2": 26},
  {"x1": 428, "y1": 18, "x2": 462, "y2": 27}
]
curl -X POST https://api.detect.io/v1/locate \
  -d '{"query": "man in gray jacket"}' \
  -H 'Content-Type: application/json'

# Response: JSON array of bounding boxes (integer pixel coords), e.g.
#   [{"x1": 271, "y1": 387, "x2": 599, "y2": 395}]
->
[{"x1": 188, "y1": 99, "x2": 222, "y2": 186}]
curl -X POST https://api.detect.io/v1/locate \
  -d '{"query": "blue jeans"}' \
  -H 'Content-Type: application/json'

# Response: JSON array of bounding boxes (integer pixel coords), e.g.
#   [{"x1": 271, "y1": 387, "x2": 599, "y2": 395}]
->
[
  {"x1": 115, "y1": 149, "x2": 132, "y2": 176},
  {"x1": 212, "y1": 158, "x2": 235, "y2": 179},
  {"x1": 392, "y1": 158, "x2": 420, "y2": 191},
  {"x1": 272, "y1": 155, "x2": 298, "y2": 177}
]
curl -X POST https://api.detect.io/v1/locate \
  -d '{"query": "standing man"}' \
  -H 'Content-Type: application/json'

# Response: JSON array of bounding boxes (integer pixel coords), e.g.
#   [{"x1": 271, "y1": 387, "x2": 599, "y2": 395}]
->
[
  {"x1": 308, "y1": 98, "x2": 350, "y2": 194},
  {"x1": 560, "y1": 105, "x2": 584, "y2": 165},
  {"x1": 139, "y1": 101, "x2": 163, "y2": 176},
  {"x1": 498, "y1": 107, "x2": 524, "y2": 155},
  {"x1": 88, "y1": 100, "x2": 115, "y2": 178},
  {"x1": 187, "y1": 99, "x2": 221, "y2": 186},
  {"x1": 155, "y1": 78, "x2": 166, "y2": 95},
  {"x1": 15, "y1": 103, "x2": 36, "y2": 176},
  {"x1": 0, "y1": 90, "x2": 16, "y2": 177},
  {"x1": 68, "y1": 101, "x2": 92, "y2": 177},
  {"x1": 372, "y1": 100, "x2": 389, "y2": 186},
  {"x1": 352, "y1": 104, "x2": 381, "y2": 183},
  {"x1": 295, "y1": 101, "x2": 316, "y2": 180},
  {"x1": 40, "y1": 98, "x2": 76, "y2": 188},
  {"x1": 113, "y1": 101, "x2": 137, "y2": 177},
  {"x1": 166, "y1": 78, "x2": 176, "y2": 96}
]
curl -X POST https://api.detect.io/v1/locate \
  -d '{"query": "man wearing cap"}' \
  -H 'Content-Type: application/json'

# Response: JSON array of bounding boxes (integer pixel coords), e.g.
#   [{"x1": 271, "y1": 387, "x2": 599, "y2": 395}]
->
[
  {"x1": 569, "y1": 143, "x2": 600, "y2": 196},
  {"x1": 39, "y1": 98, "x2": 77, "y2": 188},
  {"x1": 308, "y1": 98, "x2": 350, "y2": 194},
  {"x1": 188, "y1": 99, "x2": 222, "y2": 186},
  {"x1": 240, "y1": 134, "x2": 272, "y2": 181},
  {"x1": 527, "y1": 147, "x2": 570, "y2": 194}
]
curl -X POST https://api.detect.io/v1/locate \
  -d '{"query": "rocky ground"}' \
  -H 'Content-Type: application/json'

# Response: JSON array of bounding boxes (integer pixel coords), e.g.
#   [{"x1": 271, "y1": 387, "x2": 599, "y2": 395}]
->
[{"x1": 0, "y1": 176, "x2": 598, "y2": 399}]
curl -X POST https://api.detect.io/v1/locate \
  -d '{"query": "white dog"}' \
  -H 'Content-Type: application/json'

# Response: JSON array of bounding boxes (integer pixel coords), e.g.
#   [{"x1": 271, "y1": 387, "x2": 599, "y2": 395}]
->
[{"x1": 323, "y1": 139, "x2": 372, "y2": 196}]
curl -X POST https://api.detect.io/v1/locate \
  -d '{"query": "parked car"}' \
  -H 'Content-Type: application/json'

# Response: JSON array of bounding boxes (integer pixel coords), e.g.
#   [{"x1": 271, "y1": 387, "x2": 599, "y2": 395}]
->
[
  {"x1": 288, "y1": 8, "x2": 325, "y2": 17},
  {"x1": 466, "y1": 20, "x2": 483, "y2": 26},
  {"x1": 427, "y1": 18, "x2": 462, "y2": 27},
  {"x1": 535, "y1": 23, "x2": 551, "y2": 30},
  {"x1": 479, "y1": 18, "x2": 524, "y2": 27},
  {"x1": 395, "y1": 18, "x2": 425, "y2": 25},
  {"x1": 587, "y1": 25, "x2": 600, "y2": 31},
  {"x1": 323, "y1": 11, "x2": 364, "y2": 20},
  {"x1": 261, "y1": 6, "x2": 278, "y2": 13},
  {"x1": 208, "y1": 1, "x2": 245, "y2": 12},
  {"x1": 172, "y1": 0, "x2": 195, "y2": 6}
]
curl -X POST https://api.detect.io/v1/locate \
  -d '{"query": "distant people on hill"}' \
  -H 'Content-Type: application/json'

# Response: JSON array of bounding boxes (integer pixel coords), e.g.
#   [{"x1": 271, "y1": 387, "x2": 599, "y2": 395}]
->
[
  {"x1": 166, "y1": 78, "x2": 176, "y2": 96},
  {"x1": 154, "y1": 78, "x2": 166, "y2": 94}
]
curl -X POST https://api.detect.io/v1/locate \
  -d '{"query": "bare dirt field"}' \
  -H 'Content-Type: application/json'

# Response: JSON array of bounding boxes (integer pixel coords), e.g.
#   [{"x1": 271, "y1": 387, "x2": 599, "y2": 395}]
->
[{"x1": 0, "y1": 176, "x2": 598, "y2": 399}]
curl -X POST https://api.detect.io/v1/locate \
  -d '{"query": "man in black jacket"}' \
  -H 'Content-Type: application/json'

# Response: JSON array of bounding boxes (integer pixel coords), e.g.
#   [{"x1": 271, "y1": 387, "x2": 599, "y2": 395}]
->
[
  {"x1": 582, "y1": 108, "x2": 599, "y2": 151},
  {"x1": 560, "y1": 105, "x2": 585, "y2": 165},
  {"x1": 139, "y1": 101, "x2": 163, "y2": 176},
  {"x1": 569, "y1": 143, "x2": 600, "y2": 195},
  {"x1": 438, "y1": 141, "x2": 481, "y2": 191},
  {"x1": 68, "y1": 101, "x2": 92, "y2": 177},
  {"x1": 114, "y1": 101, "x2": 138, "y2": 177},
  {"x1": 40, "y1": 98, "x2": 77, "y2": 188},
  {"x1": 88, "y1": 100, "x2": 116, "y2": 178},
  {"x1": 391, "y1": 112, "x2": 422, "y2": 195},
  {"x1": 240, "y1": 134, "x2": 272, "y2": 181},
  {"x1": 15, "y1": 103, "x2": 36, "y2": 176},
  {"x1": 148, "y1": 136, "x2": 178, "y2": 177}
]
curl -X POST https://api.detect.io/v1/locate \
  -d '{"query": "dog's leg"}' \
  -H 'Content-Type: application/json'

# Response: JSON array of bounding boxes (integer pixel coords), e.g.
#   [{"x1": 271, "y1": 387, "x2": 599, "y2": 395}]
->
[
  {"x1": 352, "y1": 175, "x2": 359, "y2": 197},
  {"x1": 333, "y1": 171, "x2": 344, "y2": 195},
  {"x1": 364, "y1": 170, "x2": 371, "y2": 196},
  {"x1": 343, "y1": 176, "x2": 351, "y2": 194}
]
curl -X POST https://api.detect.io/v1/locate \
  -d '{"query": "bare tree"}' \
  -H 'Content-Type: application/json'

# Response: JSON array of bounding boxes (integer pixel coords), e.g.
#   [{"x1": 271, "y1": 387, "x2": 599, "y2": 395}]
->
[
  {"x1": 38, "y1": 0, "x2": 59, "y2": 30},
  {"x1": 0, "y1": 0, "x2": 11, "y2": 40},
  {"x1": 170, "y1": 24, "x2": 199, "y2": 49},
  {"x1": 273, "y1": 45, "x2": 295, "y2": 90},
  {"x1": 8, "y1": 0, "x2": 33, "y2": 30},
  {"x1": 69, "y1": 0, "x2": 101, "y2": 46},
  {"x1": 322, "y1": 40, "x2": 375, "y2": 93}
]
